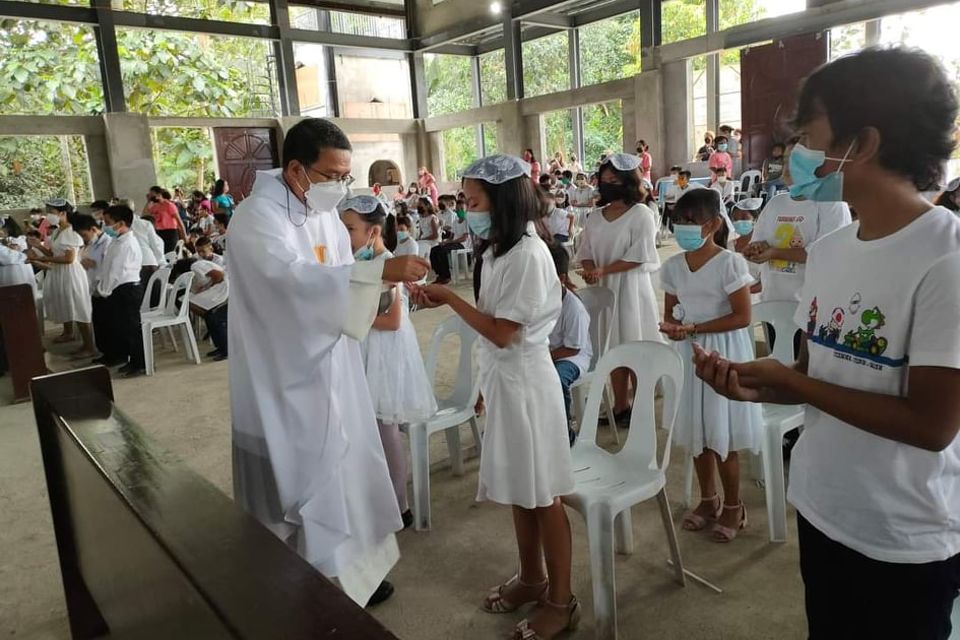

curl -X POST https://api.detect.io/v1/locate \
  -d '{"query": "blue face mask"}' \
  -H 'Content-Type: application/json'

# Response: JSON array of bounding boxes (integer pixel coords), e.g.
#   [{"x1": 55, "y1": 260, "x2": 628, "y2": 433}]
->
[
  {"x1": 674, "y1": 224, "x2": 706, "y2": 252},
  {"x1": 717, "y1": 143, "x2": 728, "y2": 152},
  {"x1": 788, "y1": 142, "x2": 855, "y2": 202},
  {"x1": 467, "y1": 211, "x2": 491, "y2": 239},
  {"x1": 397, "y1": 231, "x2": 410, "y2": 242},
  {"x1": 354, "y1": 244, "x2": 375, "y2": 261},
  {"x1": 103, "y1": 225, "x2": 118, "y2": 238},
  {"x1": 733, "y1": 220, "x2": 754, "y2": 236}
]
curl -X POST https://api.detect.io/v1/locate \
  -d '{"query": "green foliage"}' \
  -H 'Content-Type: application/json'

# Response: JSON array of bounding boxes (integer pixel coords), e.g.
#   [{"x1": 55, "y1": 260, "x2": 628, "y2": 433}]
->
[
  {"x1": 481, "y1": 122, "x2": 498, "y2": 155},
  {"x1": 153, "y1": 127, "x2": 215, "y2": 193},
  {"x1": 522, "y1": 32, "x2": 569, "y2": 98},
  {"x1": 663, "y1": 0, "x2": 763, "y2": 67},
  {"x1": 0, "y1": 135, "x2": 92, "y2": 209},
  {"x1": 544, "y1": 110, "x2": 573, "y2": 163},
  {"x1": 120, "y1": 0, "x2": 270, "y2": 24},
  {"x1": 425, "y1": 53, "x2": 473, "y2": 117},
  {"x1": 441, "y1": 126, "x2": 479, "y2": 182},
  {"x1": 480, "y1": 49, "x2": 506, "y2": 105},
  {"x1": 583, "y1": 101, "x2": 623, "y2": 169},
  {"x1": 579, "y1": 12, "x2": 642, "y2": 87}
]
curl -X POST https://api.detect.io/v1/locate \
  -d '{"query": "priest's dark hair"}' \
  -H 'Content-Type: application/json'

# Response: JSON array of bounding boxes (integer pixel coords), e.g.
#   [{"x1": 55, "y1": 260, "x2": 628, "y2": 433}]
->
[
  {"x1": 469, "y1": 174, "x2": 540, "y2": 259},
  {"x1": 282, "y1": 118, "x2": 353, "y2": 169}
]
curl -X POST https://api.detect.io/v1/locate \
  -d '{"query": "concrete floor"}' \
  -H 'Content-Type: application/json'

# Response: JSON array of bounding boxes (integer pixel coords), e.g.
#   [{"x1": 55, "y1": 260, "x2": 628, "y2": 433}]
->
[{"x1": 0, "y1": 242, "x2": 807, "y2": 639}]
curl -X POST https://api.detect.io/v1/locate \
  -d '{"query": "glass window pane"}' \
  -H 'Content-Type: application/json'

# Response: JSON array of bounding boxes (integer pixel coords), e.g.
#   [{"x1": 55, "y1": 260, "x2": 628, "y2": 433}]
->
[
  {"x1": 119, "y1": 0, "x2": 271, "y2": 24},
  {"x1": 662, "y1": 0, "x2": 706, "y2": 44},
  {"x1": 0, "y1": 135, "x2": 92, "y2": 209},
  {"x1": 440, "y1": 126, "x2": 480, "y2": 181},
  {"x1": 719, "y1": 52, "x2": 741, "y2": 131},
  {"x1": 151, "y1": 127, "x2": 215, "y2": 192},
  {"x1": 544, "y1": 110, "x2": 574, "y2": 168},
  {"x1": 0, "y1": 20, "x2": 103, "y2": 115},
  {"x1": 482, "y1": 122, "x2": 498, "y2": 155},
  {"x1": 582, "y1": 100, "x2": 622, "y2": 169},
  {"x1": 335, "y1": 52, "x2": 411, "y2": 118},
  {"x1": 329, "y1": 10, "x2": 405, "y2": 39},
  {"x1": 425, "y1": 53, "x2": 473, "y2": 117},
  {"x1": 522, "y1": 31, "x2": 569, "y2": 98},
  {"x1": 579, "y1": 12, "x2": 642, "y2": 87},
  {"x1": 118, "y1": 28, "x2": 280, "y2": 117},
  {"x1": 480, "y1": 50, "x2": 506, "y2": 106},
  {"x1": 293, "y1": 42, "x2": 328, "y2": 118},
  {"x1": 690, "y1": 55, "x2": 708, "y2": 154},
  {"x1": 719, "y1": 0, "x2": 804, "y2": 31},
  {"x1": 348, "y1": 132, "x2": 405, "y2": 187},
  {"x1": 829, "y1": 23, "x2": 865, "y2": 60}
]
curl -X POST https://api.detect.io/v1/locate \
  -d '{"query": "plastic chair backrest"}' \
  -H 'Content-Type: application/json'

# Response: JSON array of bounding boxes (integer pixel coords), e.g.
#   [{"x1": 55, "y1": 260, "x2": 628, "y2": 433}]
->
[
  {"x1": 164, "y1": 271, "x2": 194, "y2": 319},
  {"x1": 141, "y1": 267, "x2": 171, "y2": 313},
  {"x1": 751, "y1": 301, "x2": 800, "y2": 365},
  {"x1": 424, "y1": 314, "x2": 480, "y2": 409},
  {"x1": 574, "y1": 286, "x2": 614, "y2": 372},
  {"x1": 740, "y1": 170, "x2": 762, "y2": 196},
  {"x1": 575, "y1": 341, "x2": 684, "y2": 471}
]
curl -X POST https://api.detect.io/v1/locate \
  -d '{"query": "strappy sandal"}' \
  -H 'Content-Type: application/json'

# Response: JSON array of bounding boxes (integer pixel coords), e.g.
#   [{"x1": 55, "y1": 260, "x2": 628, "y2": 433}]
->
[
  {"x1": 681, "y1": 494, "x2": 721, "y2": 531},
  {"x1": 52, "y1": 334, "x2": 76, "y2": 344},
  {"x1": 711, "y1": 502, "x2": 748, "y2": 543},
  {"x1": 482, "y1": 575, "x2": 548, "y2": 613},
  {"x1": 514, "y1": 596, "x2": 581, "y2": 640}
]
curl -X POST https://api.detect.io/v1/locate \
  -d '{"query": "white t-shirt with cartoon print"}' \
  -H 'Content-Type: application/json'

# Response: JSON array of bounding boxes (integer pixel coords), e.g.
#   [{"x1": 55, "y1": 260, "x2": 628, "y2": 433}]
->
[
  {"x1": 790, "y1": 206, "x2": 960, "y2": 563},
  {"x1": 752, "y1": 194, "x2": 851, "y2": 302}
]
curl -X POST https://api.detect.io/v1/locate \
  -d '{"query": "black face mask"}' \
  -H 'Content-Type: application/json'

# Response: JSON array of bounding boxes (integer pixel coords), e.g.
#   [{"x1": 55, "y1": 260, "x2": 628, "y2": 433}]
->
[{"x1": 597, "y1": 182, "x2": 627, "y2": 206}]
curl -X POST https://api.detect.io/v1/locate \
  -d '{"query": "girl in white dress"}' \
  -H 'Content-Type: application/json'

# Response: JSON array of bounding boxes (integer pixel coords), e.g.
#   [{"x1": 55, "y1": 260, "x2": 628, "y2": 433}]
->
[
  {"x1": 412, "y1": 155, "x2": 578, "y2": 640},
  {"x1": 27, "y1": 199, "x2": 95, "y2": 357},
  {"x1": 340, "y1": 196, "x2": 438, "y2": 529},
  {"x1": 658, "y1": 188, "x2": 762, "y2": 542},
  {"x1": 576, "y1": 153, "x2": 662, "y2": 424},
  {"x1": 416, "y1": 196, "x2": 440, "y2": 258},
  {"x1": 392, "y1": 214, "x2": 420, "y2": 258}
]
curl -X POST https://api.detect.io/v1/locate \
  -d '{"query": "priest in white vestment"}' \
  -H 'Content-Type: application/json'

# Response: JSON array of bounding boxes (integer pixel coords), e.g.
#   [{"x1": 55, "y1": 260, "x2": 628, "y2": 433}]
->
[{"x1": 228, "y1": 118, "x2": 429, "y2": 606}]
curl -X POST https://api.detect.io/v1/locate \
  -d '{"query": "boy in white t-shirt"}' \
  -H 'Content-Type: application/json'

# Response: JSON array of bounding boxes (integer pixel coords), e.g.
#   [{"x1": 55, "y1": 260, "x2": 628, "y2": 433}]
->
[
  {"x1": 547, "y1": 244, "x2": 592, "y2": 446},
  {"x1": 693, "y1": 48, "x2": 960, "y2": 639}
]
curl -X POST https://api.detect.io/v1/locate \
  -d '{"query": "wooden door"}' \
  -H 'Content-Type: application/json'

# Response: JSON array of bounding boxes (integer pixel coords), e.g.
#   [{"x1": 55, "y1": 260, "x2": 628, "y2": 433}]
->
[
  {"x1": 213, "y1": 127, "x2": 279, "y2": 202},
  {"x1": 740, "y1": 33, "x2": 828, "y2": 171}
]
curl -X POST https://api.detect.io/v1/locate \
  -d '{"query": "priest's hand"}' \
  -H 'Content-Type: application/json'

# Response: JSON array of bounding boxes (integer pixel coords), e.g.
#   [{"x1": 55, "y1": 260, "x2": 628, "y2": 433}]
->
[{"x1": 382, "y1": 255, "x2": 430, "y2": 283}]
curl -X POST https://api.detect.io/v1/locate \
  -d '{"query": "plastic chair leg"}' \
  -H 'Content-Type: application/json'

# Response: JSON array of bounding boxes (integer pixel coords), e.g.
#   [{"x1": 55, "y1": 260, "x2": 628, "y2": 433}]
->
[
  {"x1": 469, "y1": 416, "x2": 482, "y2": 459},
  {"x1": 762, "y1": 425, "x2": 788, "y2": 542},
  {"x1": 657, "y1": 489, "x2": 686, "y2": 586},
  {"x1": 183, "y1": 321, "x2": 201, "y2": 364},
  {"x1": 448, "y1": 254, "x2": 458, "y2": 284},
  {"x1": 571, "y1": 383, "x2": 587, "y2": 433},
  {"x1": 586, "y1": 507, "x2": 618, "y2": 640},
  {"x1": 613, "y1": 508, "x2": 634, "y2": 555},
  {"x1": 142, "y1": 325, "x2": 154, "y2": 376},
  {"x1": 446, "y1": 425, "x2": 464, "y2": 477},
  {"x1": 749, "y1": 451, "x2": 764, "y2": 483},
  {"x1": 603, "y1": 385, "x2": 620, "y2": 446},
  {"x1": 166, "y1": 326, "x2": 179, "y2": 352},
  {"x1": 409, "y1": 424, "x2": 432, "y2": 531},
  {"x1": 683, "y1": 456, "x2": 695, "y2": 508}
]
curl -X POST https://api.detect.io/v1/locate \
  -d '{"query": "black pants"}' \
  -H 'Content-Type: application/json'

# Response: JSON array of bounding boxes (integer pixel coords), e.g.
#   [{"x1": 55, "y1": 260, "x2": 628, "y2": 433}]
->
[
  {"x1": 91, "y1": 296, "x2": 118, "y2": 363},
  {"x1": 204, "y1": 304, "x2": 228, "y2": 355},
  {"x1": 105, "y1": 283, "x2": 146, "y2": 369},
  {"x1": 429, "y1": 242, "x2": 464, "y2": 282},
  {"x1": 157, "y1": 228, "x2": 179, "y2": 253},
  {"x1": 798, "y1": 513, "x2": 960, "y2": 640}
]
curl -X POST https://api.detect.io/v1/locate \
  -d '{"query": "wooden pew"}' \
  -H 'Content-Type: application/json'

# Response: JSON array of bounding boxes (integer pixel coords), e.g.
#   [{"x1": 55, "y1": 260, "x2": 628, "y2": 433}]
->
[
  {"x1": 0, "y1": 283, "x2": 46, "y2": 402},
  {"x1": 31, "y1": 366, "x2": 399, "y2": 640}
]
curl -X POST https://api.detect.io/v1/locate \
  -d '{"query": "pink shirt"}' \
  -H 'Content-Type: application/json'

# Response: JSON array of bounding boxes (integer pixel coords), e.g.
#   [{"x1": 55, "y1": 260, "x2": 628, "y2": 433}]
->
[
  {"x1": 640, "y1": 152, "x2": 652, "y2": 182},
  {"x1": 708, "y1": 151, "x2": 733, "y2": 176},
  {"x1": 148, "y1": 200, "x2": 181, "y2": 231}
]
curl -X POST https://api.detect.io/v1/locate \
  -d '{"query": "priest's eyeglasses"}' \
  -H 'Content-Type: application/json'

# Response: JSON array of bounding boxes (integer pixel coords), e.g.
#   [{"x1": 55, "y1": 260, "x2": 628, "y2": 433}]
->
[{"x1": 305, "y1": 165, "x2": 356, "y2": 187}]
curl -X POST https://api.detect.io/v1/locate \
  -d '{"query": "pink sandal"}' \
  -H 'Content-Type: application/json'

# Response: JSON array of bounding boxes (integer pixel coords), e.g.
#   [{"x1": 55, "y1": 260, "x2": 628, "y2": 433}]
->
[
  {"x1": 514, "y1": 596, "x2": 581, "y2": 640},
  {"x1": 681, "y1": 494, "x2": 721, "y2": 531},
  {"x1": 483, "y1": 575, "x2": 548, "y2": 613},
  {"x1": 710, "y1": 502, "x2": 748, "y2": 543}
]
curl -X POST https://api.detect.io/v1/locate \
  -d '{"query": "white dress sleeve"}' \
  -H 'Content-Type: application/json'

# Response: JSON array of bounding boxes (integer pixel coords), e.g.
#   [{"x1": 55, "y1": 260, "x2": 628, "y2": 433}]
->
[
  {"x1": 622, "y1": 205, "x2": 660, "y2": 271},
  {"x1": 659, "y1": 255, "x2": 679, "y2": 295},
  {"x1": 722, "y1": 252, "x2": 756, "y2": 295},
  {"x1": 494, "y1": 241, "x2": 552, "y2": 326}
]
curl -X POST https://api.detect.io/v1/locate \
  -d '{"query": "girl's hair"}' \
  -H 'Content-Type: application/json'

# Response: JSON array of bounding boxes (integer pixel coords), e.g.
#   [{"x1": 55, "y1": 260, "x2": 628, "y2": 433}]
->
[
  {"x1": 637, "y1": 139, "x2": 649, "y2": 151},
  {"x1": 524, "y1": 148, "x2": 536, "y2": 162},
  {"x1": 470, "y1": 175, "x2": 540, "y2": 258},
  {"x1": 213, "y1": 179, "x2": 227, "y2": 198},
  {"x1": 598, "y1": 164, "x2": 644, "y2": 205},
  {"x1": 673, "y1": 188, "x2": 728, "y2": 248},
  {"x1": 935, "y1": 183, "x2": 960, "y2": 212},
  {"x1": 2, "y1": 215, "x2": 23, "y2": 237},
  {"x1": 395, "y1": 214, "x2": 412, "y2": 230},
  {"x1": 351, "y1": 202, "x2": 398, "y2": 252},
  {"x1": 794, "y1": 47, "x2": 958, "y2": 190},
  {"x1": 394, "y1": 201, "x2": 408, "y2": 216},
  {"x1": 417, "y1": 196, "x2": 436, "y2": 217},
  {"x1": 150, "y1": 186, "x2": 172, "y2": 200}
]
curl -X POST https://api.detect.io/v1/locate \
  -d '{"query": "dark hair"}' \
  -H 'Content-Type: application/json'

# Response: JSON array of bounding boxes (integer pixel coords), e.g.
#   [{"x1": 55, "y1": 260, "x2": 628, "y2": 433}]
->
[
  {"x1": 562, "y1": 170, "x2": 573, "y2": 179},
  {"x1": 719, "y1": 125, "x2": 733, "y2": 134},
  {"x1": 104, "y1": 204, "x2": 134, "y2": 227},
  {"x1": 538, "y1": 174, "x2": 554, "y2": 188},
  {"x1": 191, "y1": 190, "x2": 206, "y2": 201},
  {"x1": 673, "y1": 188, "x2": 728, "y2": 248},
  {"x1": 90, "y1": 199, "x2": 110, "y2": 212},
  {"x1": 282, "y1": 118, "x2": 352, "y2": 169},
  {"x1": 598, "y1": 163, "x2": 643, "y2": 205},
  {"x1": 47, "y1": 201, "x2": 73, "y2": 214},
  {"x1": 195, "y1": 236, "x2": 213, "y2": 250},
  {"x1": 417, "y1": 196, "x2": 436, "y2": 217},
  {"x1": 214, "y1": 213, "x2": 229, "y2": 228},
  {"x1": 213, "y1": 179, "x2": 227, "y2": 198},
  {"x1": 670, "y1": 165, "x2": 683, "y2": 173},
  {"x1": 470, "y1": 175, "x2": 540, "y2": 258},
  {"x1": 346, "y1": 202, "x2": 397, "y2": 252},
  {"x1": 549, "y1": 241, "x2": 569, "y2": 278},
  {"x1": 394, "y1": 201, "x2": 409, "y2": 217},
  {"x1": 637, "y1": 139, "x2": 648, "y2": 151},
  {"x1": 771, "y1": 142, "x2": 786, "y2": 152},
  {"x1": 72, "y1": 214, "x2": 99, "y2": 232},
  {"x1": 524, "y1": 148, "x2": 536, "y2": 162},
  {"x1": 935, "y1": 183, "x2": 960, "y2": 212},
  {"x1": 679, "y1": 170, "x2": 692, "y2": 179},
  {"x1": 794, "y1": 47, "x2": 958, "y2": 190},
  {"x1": 713, "y1": 166, "x2": 727, "y2": 175},
  {"x1": 26, "y1": 229, "x2": 42, "y2": 238},
  {"x1": 714, "y1": 135, "x2": 728, "y2": 145},
  {"x1": 2, "y1": 216, "x2": 22, "y2": 237},
  {"x1": 395, "y1": 214, "x2": 412, "y2": 230}
]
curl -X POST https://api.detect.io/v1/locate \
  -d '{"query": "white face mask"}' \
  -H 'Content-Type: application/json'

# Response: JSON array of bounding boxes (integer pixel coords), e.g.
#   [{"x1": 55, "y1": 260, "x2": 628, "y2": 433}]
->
[
  {"x1": 301, "y1": 168, "x2": 348, "y2": 214},
  {"x1": 46, "y1": 214, "x2": 61, "y2": 226}
]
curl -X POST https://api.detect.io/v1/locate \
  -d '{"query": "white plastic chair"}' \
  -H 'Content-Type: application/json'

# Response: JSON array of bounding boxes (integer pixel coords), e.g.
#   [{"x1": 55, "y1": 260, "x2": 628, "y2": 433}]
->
[
  {"x1": 681, "y1": 300, "x2": 804, "y2": 542},
  {"x1": 569, "y1": 286, "x2": 620, "y2": 446},
  {"x1": 34, "y1": 271, "x2": 45, "y2": 328},
  {"x1": 405, "y1": 314, "x2": 482, "y2": 531},
  {"x1": 141, "y1": 271, "x2": 201, "y2": 376},
  {"x1": 563, "y1": 341, "x2": 686, "y2": 640},
  {"x1": 738, "y1": 170, "x2": 763, "y2": 200},
  {"x1": 449, "y1": 248, "x2": 472, "y2": 284}
]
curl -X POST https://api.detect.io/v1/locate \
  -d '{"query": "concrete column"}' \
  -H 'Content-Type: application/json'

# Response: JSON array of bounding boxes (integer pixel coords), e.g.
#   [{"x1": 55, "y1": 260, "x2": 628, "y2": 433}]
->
[
  {"x1": 83, "y1": 134, "x2": 114, "y2": 200},
  {"x1": 621, "y1": 98, "x2": 637, "y2": 156},
  {"x1": 633, "y1": 70, "x2": 664, "y2": 181},
  {"x1": 661, "y1": 60, "x2": 692, "y2": 169},
  {"x1": 400, "y1": 128, "x2": 422, "y2": 186},
  {"x1": 102, "y1": 113, "x2": 157, "y2": 203},
  {"x1": 496, "y1": 102, "x2": 526, "y2": 157},
  {"x1": 525, "y1": 114, "x2": 546, "y2": 164}
]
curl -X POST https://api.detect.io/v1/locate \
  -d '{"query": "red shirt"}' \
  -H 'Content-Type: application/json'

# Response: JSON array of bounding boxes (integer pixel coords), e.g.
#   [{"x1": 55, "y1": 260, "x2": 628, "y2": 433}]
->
[{"x1": 148, "y1": 200, "x2": 180, "y2": 231}]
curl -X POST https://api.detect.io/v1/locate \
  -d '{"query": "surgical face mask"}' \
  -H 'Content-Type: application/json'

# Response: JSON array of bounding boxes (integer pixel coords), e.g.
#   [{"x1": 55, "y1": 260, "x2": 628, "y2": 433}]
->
[
  {"x1": 674, "y1": 224, "x2": 707, "y2": 252},
  {"x1": 788, "y1": 141, "x2": 855, "y2": 202},
  {"x1": 733, "y1": 219, "x2": 754, "y2": 236},
  {"x1": 354, "y1": 245, "x2": 375, "y2": 261},
  {"x1": 717, "y1": 143, "x2": 729, "y2": 152},
  {"x1": 575, "y1": 179, "x2": 587, "y2": 187},
  {"x1": 103, "y1": 224, "x2": 119, "y2": 238},
  {"x1": 466, "y1": 211, "x2": 491, "y2": 239},
  {"x1": 397, "y1": 231, "x2": 410, "y2": 242},
  {"x1": 46, "y1": 213, "x2": 61, "y2": 226},
  {"x1": 717, "y1": 176, "x2": 727, "y2": 184},
  {"x1": 597, "y1": 182, "x2": 626, "y2": 206},
  {"x1": 301, "y1": 168, "x2": 348, "y2": 213}
]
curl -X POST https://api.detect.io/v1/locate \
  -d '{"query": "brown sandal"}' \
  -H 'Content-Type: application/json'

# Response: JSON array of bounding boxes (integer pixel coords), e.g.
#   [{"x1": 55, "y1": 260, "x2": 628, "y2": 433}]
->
[
  {"x1": 711, "y1": 502, "x2": 748, "y2": 543},
  {"x1": 681, "y1": 494, "x2": 721, "y2": 531},
  {"x1": 482, "y1": 575, "x2": 548, "y2": 613},
  {"x1": 514, "y1": 596, "x2": 581, "y2": 640}
]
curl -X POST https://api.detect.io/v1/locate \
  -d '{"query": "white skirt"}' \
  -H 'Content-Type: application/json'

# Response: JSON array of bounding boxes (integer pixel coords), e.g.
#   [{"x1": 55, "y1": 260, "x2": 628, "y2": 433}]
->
[
  {"x1": 671, "y1": 329, "x2": 762, "y2": 460},
  {"x1": 362, "y1": 313, "x2": 438, "y2": 425},
  {"x1": 44, "y1": 262, "x2": 92, "y2": 324}
]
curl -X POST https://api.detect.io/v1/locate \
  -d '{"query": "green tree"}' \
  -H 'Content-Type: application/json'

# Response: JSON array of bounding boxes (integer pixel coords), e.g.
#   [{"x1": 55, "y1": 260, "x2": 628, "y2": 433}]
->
[
  {"x1": 579, "y1": 12, "x2": 642, "y2": 86},
  {"x1": 522, "y1": 31, "x2": 569, "y2": 98},
  {"x1": 663, "y1": 0, "x2": 763, "y2": 67},
  {"x1": 424, "y1": 53, "x2": 473, "y2": 117},
  {"x1": 479, "y1": 49, "x2": 506, "y2": 105},
  {"x1": 583, "y1": 101, "x2": 623, "y2": 169}
]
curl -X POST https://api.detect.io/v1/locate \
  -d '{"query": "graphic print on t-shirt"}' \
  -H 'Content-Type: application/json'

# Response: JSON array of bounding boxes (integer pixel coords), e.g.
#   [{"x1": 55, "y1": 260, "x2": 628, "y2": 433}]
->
[
  {"x1": 805, "y1": 293, "x2": 906, "y2": 369},
  {"x1": 770, "y1": 216, "x2": 805, "y2": 272}
]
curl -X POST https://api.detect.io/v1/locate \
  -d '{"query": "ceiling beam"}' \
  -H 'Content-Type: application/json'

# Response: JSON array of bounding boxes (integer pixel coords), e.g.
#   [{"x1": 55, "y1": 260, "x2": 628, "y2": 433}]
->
[
  {"x1": 521, "y1": 12, "x2": 572, "y2": 29},
  {"x1": 571, "y1": 0, "x2": 643, "y2": 28},
  {"x1": 288, "y1": 27, "x2": 413, "y2": 50},
  {"x1": 112, "y1": 11, "x2": 279, "y2": 39},
  {"x1": 290, "y1": 0, "x2": 407, "y2": 17},
  {"x1": 0, "y1": 0, "x2": 96, "y2": 24},
  {"x1": 475, "y1": 24, "x2": 566, "y2": 55}
]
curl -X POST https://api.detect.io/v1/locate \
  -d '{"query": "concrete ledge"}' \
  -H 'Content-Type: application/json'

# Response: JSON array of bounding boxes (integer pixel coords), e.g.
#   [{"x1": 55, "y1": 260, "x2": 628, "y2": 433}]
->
[{"x1": 0, "y1": 116, "x2": 104, "y2": 136}]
